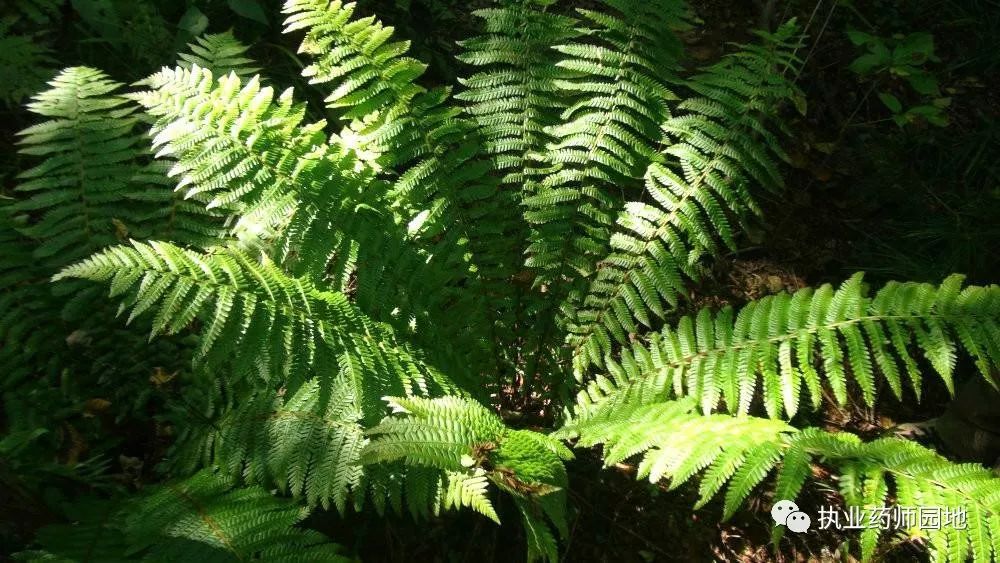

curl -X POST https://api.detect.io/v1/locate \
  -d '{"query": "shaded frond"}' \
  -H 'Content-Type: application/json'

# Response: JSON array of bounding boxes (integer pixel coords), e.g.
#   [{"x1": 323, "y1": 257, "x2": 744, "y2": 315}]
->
[
  {"x1": 17, "y1": 471, "x2": 350, "y2": 561},
  {"x1": 0, "y1": 20, "x2": 56, "y2": 107},
  {"x1": 0, "y1": 205, "x2": 62, "y2": 386},
  {"x1": 169, "y1": 377, "x2": 366, "y2": 513},
  {"x1": 128, "y1": 470, "x2": 350, "y2": 561},
  {"x1": 178, "y1": 31, "x2": 260, "y2": 78}
]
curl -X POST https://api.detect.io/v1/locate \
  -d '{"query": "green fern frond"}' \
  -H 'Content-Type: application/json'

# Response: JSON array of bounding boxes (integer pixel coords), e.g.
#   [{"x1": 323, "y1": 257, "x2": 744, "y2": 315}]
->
[
  {"x1": 281, "y1": 0, "x2": 516, "y2": 327},
  {"x1": 561, "y1": 397, "x2": 1000, "y2": 562},
  {"x1": 12, "y1": 499, "x2": 129, "y2": 562},
  {"x1": 16, "y1": 470, "x2": 350, "y2": 561},
  {"x1": 573, "y1": 273, "x2": 1000, "y2": 421},
  {"x1": 364, "y1": 396, "x2": 508, "y2": 469},
  {"x1": 364, "y1": 396, "x2": 572, "y2": 561},
  {"x1": 0, "y1": 205, "x2": 60, "y2": 386},
  {"x1": 133, "y1": 65, "x2": 490, "y2": 380},
  {"x1": 18, "y1": 471, "x2": 350, "y2": 561},
  {"x1": 178, "y1": 31, "x2": 260, "y2": 78},
  {"x1": 54, "y1": 240, "x2": 452, "y2": 396},
  {"x1": 136, "y1": 64, "x2": 370, "y2": 277},
  {"x1": 564, "y1": 21, "x2": 806, "y2": 378},
  {"x1": 523, "y1": 0, "x2": 692, "y2": 288},
  {"x1": 2, "y1": 67, "x2": 215, "y2": 384},
  {"x1": 284, "y1": 0, "x2": 426, "y2": 118},
  {"x1": 450, "y1": 1, "x2": 581, "y2": 323},
  {"x1": 442, "y1": 469, "x2": 501, "y2": 524},
  {"x1": 456, "y1": 1, "x2": 577, "y2": 191},
  {"x1": 13, "y1": 67, "x2": 150, "y2": 266},
  {"x1": 282, "y1": 0, "x2": 485, "y2": 226},
  {"x1": 132, "y1": 66, "x2": 317, "y2": 218},
  {"x1": 170, "y1": 377, "x2": 366, "y2": 513},
  {"x1": 128, "y1": 470, "x2": 350, "y2": 561},
  {"x1": 283, "y1": 0, "x2": 427, "y2": 160},
  {"x1": 13, "y1": 66, "x2": 222, "y2": 254},
  {"x1": 0, "y1": 20, "x2": 56, "y2": 107},
  {"x1": 54, "y1": 239, "x2": 472, "y2": 515}
]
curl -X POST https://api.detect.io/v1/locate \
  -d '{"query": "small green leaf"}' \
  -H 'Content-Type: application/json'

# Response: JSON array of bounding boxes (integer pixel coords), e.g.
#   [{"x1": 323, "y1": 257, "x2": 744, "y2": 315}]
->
[
  {"x1": 906, "y1": 72, "x2": 939, "y2": 95},
  {"x1": 846, "y1": 30, "x2": 874, "y2": 46},
  {"x1": 878, "y1": 92, "x2": 903, "y2": 113},
  {"x1": 907, "y1": 105, "x2": 949, "y2": 127},
  {"x1": 228, "y1": 0, "x2": 268, "y2": 25},
  {"x1": 894, "y1": 32, "x2": 935, "y2": 65},
  {"x1": 178, "y1": 7, "x2": 209, "y2": 36},
  {"x1": 849, "y1": 53, "x2": 883, "y2": 75},
  {"x1": 792, "y1": 92, "x2": 808, "y2": 116}
]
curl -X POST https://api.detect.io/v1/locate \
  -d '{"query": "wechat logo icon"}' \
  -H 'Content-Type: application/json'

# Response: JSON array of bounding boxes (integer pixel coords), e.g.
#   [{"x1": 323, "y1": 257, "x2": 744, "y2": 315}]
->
[{"x1": 771, "y1": 500, "x2": 811, "y2": 533}]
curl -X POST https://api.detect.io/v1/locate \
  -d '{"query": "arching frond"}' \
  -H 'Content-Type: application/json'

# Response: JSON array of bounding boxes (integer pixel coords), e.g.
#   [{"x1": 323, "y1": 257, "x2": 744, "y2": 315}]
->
[
  {"x1": 573, "y1": 273, "x2": 1000, "y2": 421},
  {"x1": 561, "y1": 396, "x2": 1000, "y2": 563},
  {"x1": 131, "y1": 66, "x2": 490, "y2": 379},
  {"x1": 18, "y1": 470, "x2": 350, "y2": 561},
  {"x1": 283, "y1": 0, "x2": 427, "y2": 164},
  {"x1": 565, "y1": 21, "x2": 806, "y2": 377},
  {"x1": 281, "y1": 1, "x2": 514, "y2": 362},
  {"x1": 12, "y1": 67, "x2": 149, "y2": 266},
  {"x1": 54, "y1": 240, "x2": 454, "y2": 397},
  {"x1": 524, "y1": 0, "x2": 692, "y2": 289}
]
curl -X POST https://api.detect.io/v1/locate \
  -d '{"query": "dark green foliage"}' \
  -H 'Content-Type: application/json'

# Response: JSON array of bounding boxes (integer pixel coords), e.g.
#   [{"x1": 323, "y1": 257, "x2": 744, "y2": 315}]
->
[
  {"x1": 17, "y1": 470, "x2": 350, "y2": 561},
  {"x1": 0, "y1": 18, "x2": 56, "y2": 108}
]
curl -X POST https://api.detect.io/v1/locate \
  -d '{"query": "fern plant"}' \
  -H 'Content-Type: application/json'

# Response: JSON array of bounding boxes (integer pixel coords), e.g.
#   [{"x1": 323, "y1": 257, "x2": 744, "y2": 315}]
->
[
  {"x1": 4, "y1": 1, "x2": 1000, "y2": 562},
  {"x1": 17, "y1": 470, "x2": 351, "y2": 561}
]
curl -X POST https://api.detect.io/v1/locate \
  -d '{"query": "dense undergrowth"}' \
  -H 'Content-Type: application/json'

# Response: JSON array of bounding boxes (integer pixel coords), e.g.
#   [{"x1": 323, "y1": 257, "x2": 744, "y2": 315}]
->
[{"x1": 1, "y1": 0, "x2": 999, "y2": 561}]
